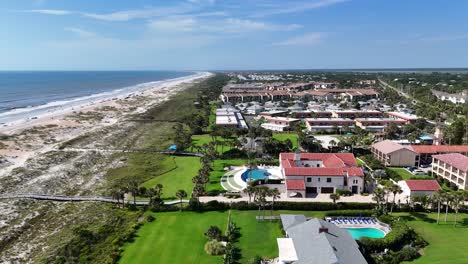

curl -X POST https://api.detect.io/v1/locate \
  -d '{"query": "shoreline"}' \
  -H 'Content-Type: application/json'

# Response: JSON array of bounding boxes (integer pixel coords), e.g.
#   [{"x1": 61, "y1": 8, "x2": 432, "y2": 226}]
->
[{"x1": 0, "y1": 72, "x2": 212, "y2": 135}]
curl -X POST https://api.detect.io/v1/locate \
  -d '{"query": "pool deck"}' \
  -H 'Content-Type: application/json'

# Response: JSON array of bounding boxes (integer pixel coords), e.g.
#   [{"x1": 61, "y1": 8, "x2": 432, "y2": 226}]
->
[{"x1": 328, "y1": 218, "x2": 391, "y2": 235}]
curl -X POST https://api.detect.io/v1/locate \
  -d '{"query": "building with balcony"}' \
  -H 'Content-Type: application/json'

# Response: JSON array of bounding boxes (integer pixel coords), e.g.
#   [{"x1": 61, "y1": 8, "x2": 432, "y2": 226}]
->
[
  {"x1": 432, "y1": 153, "x2": 468, "y2": 190},
  {"x1": 261, "y1": 117, "x2": 301, "y2": 132},
  {"x1": 304, "y1": 118, "x2": 355, "y2": 132},
  {"x1": 355, "y1": 118, "x2": 407, "y2": 132},
  {"x1": 280, "y1": 153, "x2": 364, "y2": 198}
]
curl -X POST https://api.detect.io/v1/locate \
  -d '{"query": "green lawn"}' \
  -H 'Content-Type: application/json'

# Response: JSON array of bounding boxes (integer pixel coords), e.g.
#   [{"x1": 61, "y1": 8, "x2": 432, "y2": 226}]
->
[
  {"x1": 142, "y1": 156, "x2": 201, "y2": 199},
  {"x1": 272, "y1": 133, "x2": 299, "y2": 149},
  {"x1": 397, "y1": 212, "x2": 468, "y2": 264},
  {"x1": 120, "y1": 210, "x2": 468, "y2": 264},
  {"x1": 119, "y1": 211, "x2": 228, "y2": 264},
  {"x1": 206, "y1": 159, "x2": 246, "y2": 193},
  {"x1": 387, "y1": 167, "x2": 432, "y2": 180}
]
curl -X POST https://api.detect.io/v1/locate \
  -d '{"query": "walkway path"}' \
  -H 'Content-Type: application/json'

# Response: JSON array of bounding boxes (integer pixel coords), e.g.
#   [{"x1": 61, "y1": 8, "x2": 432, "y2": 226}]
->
[
  {"x1": 60, "y1": 147, "x2": 203, "y2": 157},
  {"x1": 0, "y1": 193, "x2": 189, "y2": 205}
]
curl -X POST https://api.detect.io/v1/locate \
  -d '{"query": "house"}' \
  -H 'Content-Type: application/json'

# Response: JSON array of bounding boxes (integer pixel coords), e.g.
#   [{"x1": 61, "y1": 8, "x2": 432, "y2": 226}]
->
[
  {"x1": 331, "y1": 110, "x2": 383, "y2": 119},
  {"x1": 277, "y1": 215, "x2": 367, "y2": 264},
  {"x1": 398, "y1": 180, "x2": 441, "y2": 199},
  {"x1": 371, "y1": 140, "x2": 468, "y2": 167},
  {"x1": 432, "y1": 90, "x2": 467, "y2": 104},
  {"x1": 371, "y1": 140, "x2": 418, "y2": 167},
  {"x1": 280, "y1": 153, "x2": 364, "y2": 197},
  {"x1": 432, "y1": 153, "x2": 468, "y2": 190},
  {"x1": 261, "y1": 117, "x2": 301, "y2": 132},
  {"x1": 304, "y1": 118, "x2": 355, "y2": 132}
]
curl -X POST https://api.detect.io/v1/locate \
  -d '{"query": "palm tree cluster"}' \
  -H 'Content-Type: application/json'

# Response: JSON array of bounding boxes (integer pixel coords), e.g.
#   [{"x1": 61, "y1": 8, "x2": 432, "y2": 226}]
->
[
  {"x1": 243, "y1": 185, "x2": 281, "y2": 220},
  {"x1": 192, "y1": 143, "x2": 217, "y2": 201},
  {"x1": 110, "y1": 180, "x2": 164, "y2": 208},
  {"x1": 431, "y1": 189, "x2": 467, "y2": 226}
]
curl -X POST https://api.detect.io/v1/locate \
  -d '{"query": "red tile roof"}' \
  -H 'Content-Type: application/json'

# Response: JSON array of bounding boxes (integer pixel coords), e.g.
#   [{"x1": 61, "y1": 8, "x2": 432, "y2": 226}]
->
[
  {"x1": 433, "y1": 153, "x2": 468, "y2": 172},
  {"x1": 405, "y1": 180, "x2": 441, "y2": 191},
  {"x1": 410, "y1": 145, "x2": 468, "y2": 154},
  {"x1": 280, "y1": 153, "x2": 363, "y2": 177},
  {"x1": 286, "y1": 180, "x2": 305, "y2": 190}
]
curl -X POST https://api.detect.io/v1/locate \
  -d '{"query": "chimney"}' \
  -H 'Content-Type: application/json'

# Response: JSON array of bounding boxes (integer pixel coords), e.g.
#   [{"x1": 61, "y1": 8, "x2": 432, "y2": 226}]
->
[
  {"x1": 293, "y1": 151, "x2": 301, "y2": 162},
  {"x1": 319, "y1": 227, "x2": 328, "y2": 233}
]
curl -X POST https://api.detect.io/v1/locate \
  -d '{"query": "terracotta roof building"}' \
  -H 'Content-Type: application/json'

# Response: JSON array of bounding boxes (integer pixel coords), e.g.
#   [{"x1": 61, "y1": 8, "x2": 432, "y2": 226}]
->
[
  {"x1": 432, "y1": 153, "x2": 468, "y2": 190},
  {"x1": 398, "y1": 180, "x2": 441, "y2": 199},
  {"x1": 280, "y1": 153, "x2": 364, "y2": 198}
]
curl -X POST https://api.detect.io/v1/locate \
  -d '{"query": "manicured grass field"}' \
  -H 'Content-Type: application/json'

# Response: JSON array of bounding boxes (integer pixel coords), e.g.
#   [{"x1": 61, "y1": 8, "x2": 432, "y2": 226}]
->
[
  {"x1": 142, "y1": 156, "x2": 201, "y2": 199},
  {"x1": 206, "y1": 159, "x2": 246, "y2": 192},
  {"x1": 119, "y1": 211, "x2": 227, "y2": 264},
  {"x1": 120, "y1": 210, "x2": 468, "y2": 264},
  {"x1": 272, "y1": 133, "x2": 299, "y2": 149},
  {"x1": 387, "y1": 167, "x2": 432, "y2": 180},
  {"x1": 398, "y1": 212, "x2": 468, "y2": 264}
]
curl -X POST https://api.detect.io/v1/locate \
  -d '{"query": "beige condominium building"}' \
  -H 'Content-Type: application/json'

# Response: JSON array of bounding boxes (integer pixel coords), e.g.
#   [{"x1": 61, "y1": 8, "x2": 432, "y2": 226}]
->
[{"x1": 432, "y1": 153, "x2": 468, "y2": 190}]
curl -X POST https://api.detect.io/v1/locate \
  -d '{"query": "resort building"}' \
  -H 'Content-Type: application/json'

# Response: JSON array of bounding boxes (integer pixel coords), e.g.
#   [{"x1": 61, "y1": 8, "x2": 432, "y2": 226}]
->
[
  {"x1": 355, "y1": 118, "x2": 407, "y2": 132},
  {"x1": 261, "y1": 117, "x2": 301, "y2": 132},
  {"x1": 371, "y1": 140, "x2": 418, "y2": 167},
  {"x1": 277, "y1": 215, "x2": 367, "y2": 264},
  {"x1": 371, "y1": 140, "x2": 468, "y2": 167},
  {"x1": 432, "y1": 90, "x2": 467, "y2": 104},
  {"x1": 280, "y1": 153, "x2": 364, "y2": 197},
  {"x1": 331, "y1": 110, "x2": 383, "y2": 119},
  {"x1": 304, "y1": 118, "x2": 355, "y2": 133},
  {"x1": 385, "y1": 111, "x2": 422, "y2": 124},
  {"x1": 398, "y1": 180, "x2": 441, "y2": 199},
  {"x1": 215, "y1": 108, "x2": 248, "y2": 128},
  {"x1": 432, "y1": 153, "x2": 468, "y2": 190}
]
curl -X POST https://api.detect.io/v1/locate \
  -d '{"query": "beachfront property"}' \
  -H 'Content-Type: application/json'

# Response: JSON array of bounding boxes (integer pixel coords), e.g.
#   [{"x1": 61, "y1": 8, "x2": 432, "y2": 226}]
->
[
  {"x1": 355, "y1": 118, "x2": 407, "y2": 132},
  {"x1": 398, "y1": 180, "x2": 441, "y2": 199},
  {"x1": 261, "y1": 117, "x2": 301, "y2": 132},
  {"x1": 215, "y1": 107, "x2": 248, "y2": 128},
  {"x1": 432, "y1": 153, "x2": 468, "y2": 190},
  {"x1": 304, "y1": 118, "x2": 355, "y2": 132},
  {"x1": 371, "y1": 140, "x2": 468, "y2": 167},
  {"x1": 277, "y1": 215, "x2": 367, "y2": 264},
  {"x1": 280, "y1": 152, "x2": 364, "y2": 197}
]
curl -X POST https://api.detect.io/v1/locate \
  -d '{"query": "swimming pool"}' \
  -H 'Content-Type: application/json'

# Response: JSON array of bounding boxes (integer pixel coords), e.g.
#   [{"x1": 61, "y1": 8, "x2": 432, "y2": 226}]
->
[
  {"x1": 345, "y1": 228, "x2": 386, "y2": 239},
  {"x1": 241, "y1": 169, "x2": 268, "y2": 182}
]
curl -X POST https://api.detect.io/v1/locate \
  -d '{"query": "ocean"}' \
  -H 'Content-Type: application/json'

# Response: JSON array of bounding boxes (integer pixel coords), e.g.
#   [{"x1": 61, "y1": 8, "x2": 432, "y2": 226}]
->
[{"x1": 0, "y1": 71, "x2": 194, "y2": 124}]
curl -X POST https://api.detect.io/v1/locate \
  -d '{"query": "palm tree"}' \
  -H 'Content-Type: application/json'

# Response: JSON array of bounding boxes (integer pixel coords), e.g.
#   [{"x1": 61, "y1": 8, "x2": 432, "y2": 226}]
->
[
  {"x1": 329, "y1": 140, "x2": 336, "y2": 152},
  {"x1": 329, "y1": 193, "x2": 341, "y2": 204},
  {"x1": 110, "y1": 189, "x2": 121, "y2": 208},
  {"x1": 390, "y1": 184, "x2": 403, "y2": 214},
  {"x1": 127, "y1": 180, "x2": 139, "y2": 205},
  {"x1": 154, "y1": 184, "x2": 163, "y2": 199},
  {"x1": 175, "y1": 189, "x2": 187, "y2": 211},
  {"x1": 432, "y1": 189, "x2": 445, "y2": 224},
  {"x1": 372, "y1": 188, "x2": 385, "y2": 210},
  {"x1": 146, "y1": 188, "x2": 156, "y2": 206},
  {"x1": 444, "y1": 192, "x2": 453, "y2": 223},
  {"x1": 244, "y1": 185, "x2": 256, "y2": 204},
  {"x1": 452, "y1": 190, "x2": 466, "y2": 226},
  {"x1": 269, "y1": 188, "x2": 281, "y2": 215}
]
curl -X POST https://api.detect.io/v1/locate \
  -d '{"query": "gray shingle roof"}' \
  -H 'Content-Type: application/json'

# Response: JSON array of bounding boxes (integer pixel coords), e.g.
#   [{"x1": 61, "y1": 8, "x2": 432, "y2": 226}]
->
[{"x1": 281, "y1": 215, "x2": 367, "y2": 264}]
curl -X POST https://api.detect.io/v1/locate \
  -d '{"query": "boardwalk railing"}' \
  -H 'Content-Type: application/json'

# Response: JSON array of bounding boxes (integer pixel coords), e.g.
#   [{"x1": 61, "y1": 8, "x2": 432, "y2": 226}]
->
[{"x1": 0, "y1": 193, "x2": 189, "y2": 206}]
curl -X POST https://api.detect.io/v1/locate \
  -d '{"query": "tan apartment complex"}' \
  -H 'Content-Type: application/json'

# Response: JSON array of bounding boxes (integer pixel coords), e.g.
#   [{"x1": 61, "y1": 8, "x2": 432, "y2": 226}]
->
[{"x1": 432, "y1": 153, "x2": 468, "y2": 190}]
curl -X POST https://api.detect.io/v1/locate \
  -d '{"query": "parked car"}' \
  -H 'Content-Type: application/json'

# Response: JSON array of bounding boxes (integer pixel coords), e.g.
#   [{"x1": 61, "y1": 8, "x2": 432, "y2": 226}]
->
[
  {"x1": 420, "y1": 164, "x2": 431, "y2": 168},
  {"x1": 413, "y1": 170, "x2": 426, "y2": 175},
  {"x1": 407, "y1": 166, "x2": 417, "y2": 171}
]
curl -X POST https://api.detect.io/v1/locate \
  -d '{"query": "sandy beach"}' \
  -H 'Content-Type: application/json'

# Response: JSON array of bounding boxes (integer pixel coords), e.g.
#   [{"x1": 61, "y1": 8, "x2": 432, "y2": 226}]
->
[{"x1": 0, "y1": 71, "x2": 213, "y2": 175}]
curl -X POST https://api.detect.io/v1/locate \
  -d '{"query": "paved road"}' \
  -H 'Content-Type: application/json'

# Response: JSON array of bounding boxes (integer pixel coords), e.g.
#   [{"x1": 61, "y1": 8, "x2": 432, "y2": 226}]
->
[
  {"x1": 378, "y1": 78, "x2": 422, "y2": 104},
  {"x1": 0, "y1": 193, "x2": 189, "y2": 206}
]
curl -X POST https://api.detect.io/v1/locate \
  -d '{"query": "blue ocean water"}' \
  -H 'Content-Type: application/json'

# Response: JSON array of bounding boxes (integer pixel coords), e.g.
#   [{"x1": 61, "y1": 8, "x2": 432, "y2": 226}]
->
[{"x1": 0, "y1": 71, "x2": 194, "y2": 123}]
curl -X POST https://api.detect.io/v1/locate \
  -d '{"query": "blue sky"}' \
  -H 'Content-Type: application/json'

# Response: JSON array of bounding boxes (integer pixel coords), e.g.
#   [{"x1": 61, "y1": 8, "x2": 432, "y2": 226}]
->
[{"x1": 1, "y1": 0, "x2": 468, "y2": 70}]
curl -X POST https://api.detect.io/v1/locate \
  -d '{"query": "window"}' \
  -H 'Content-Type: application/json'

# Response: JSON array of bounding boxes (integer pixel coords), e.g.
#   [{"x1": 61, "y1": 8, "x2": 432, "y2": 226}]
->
[
  {"x1": 307, "y1": 177, "x2": 312, "y2": 183},
  {"x1": 327, "y1": 178, "x2": 332, "y2": 183},
  {"x1": 318, "y1": 178, "x2": 321, "y2": 182},
  {"x1": 316, "y1": 164, "x2": 320, "y2": 167}
]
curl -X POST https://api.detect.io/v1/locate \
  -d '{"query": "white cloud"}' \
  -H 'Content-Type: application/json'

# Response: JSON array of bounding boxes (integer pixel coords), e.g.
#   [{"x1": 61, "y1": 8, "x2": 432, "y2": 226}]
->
[
  {"x1": 26, "y1": 9, "x2": 73, "y2": 15},
  {"x1": 64, "y1": 27, "x2": 97, "y2": 38},
  {"x1": 252, "y1": 0, "x2": 349, "y2": 17},
  {"x1": 273, "y1": 33, "x2": 325, "y2": 46},
  {"x1": 187, "y1": 0, "x2": 216, "y2": 4},
  {"x1": 148, "y1": 17, "x2": 301, "y2": 33}
]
